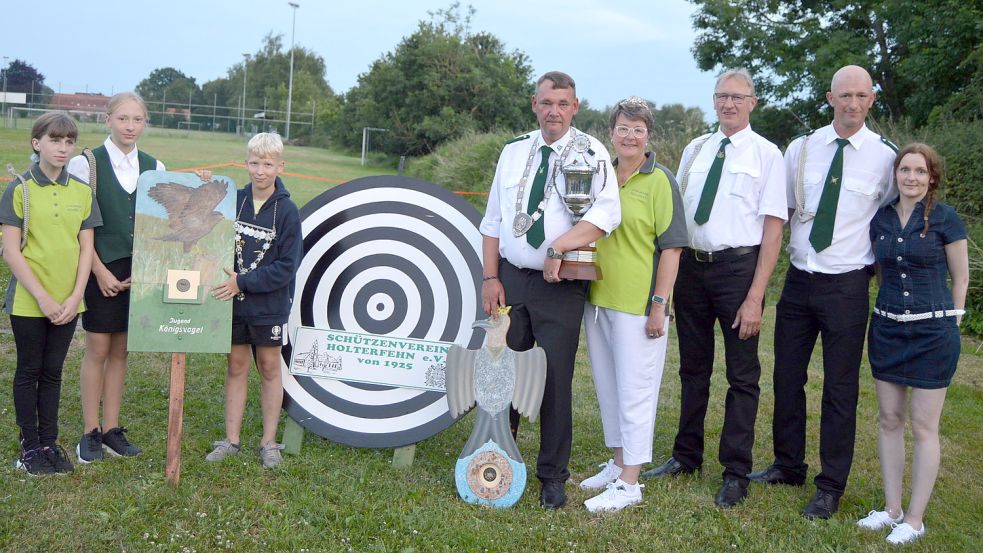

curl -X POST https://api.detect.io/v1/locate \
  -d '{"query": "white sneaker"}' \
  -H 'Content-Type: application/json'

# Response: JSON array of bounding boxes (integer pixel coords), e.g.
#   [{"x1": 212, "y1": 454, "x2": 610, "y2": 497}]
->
[
  {"x1": 583, "y1": 479, "x2": 643, "y2": 513},
  {"x1": 857, "y1": 508, "x2": 904, "y2": 530},
  {"x1": 579, "y1": 459, "x2": 622, "y2": 490},
  {"x1": 886, "y1": 522, "x2": 926, "y2": 545}
]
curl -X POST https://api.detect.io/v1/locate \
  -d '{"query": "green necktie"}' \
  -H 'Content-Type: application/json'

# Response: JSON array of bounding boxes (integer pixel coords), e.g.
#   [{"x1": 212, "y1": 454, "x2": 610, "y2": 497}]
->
[
  {"x1": 809, "y1": 138, "x2": 851, "y2": 252},
  {"x1": 693, "y1": 137, "x2": 731, "y2": 225},
  {"x1": 526, "y1": 145, "x2": 553, "y2": 247}
]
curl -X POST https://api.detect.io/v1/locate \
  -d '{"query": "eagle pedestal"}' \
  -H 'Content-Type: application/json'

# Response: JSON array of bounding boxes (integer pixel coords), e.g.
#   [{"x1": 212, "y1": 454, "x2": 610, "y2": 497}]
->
[{"x1": 445, "y1": 308, "x2": 546, "y2": 508}]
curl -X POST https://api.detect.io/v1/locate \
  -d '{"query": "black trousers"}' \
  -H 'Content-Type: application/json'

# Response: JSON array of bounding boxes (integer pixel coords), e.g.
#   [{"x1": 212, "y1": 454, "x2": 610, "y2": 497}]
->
[
  {"x1": 671, "y1": 251, "x2": 761, "y2": 481},
  {"x1": 772, "y1": 265, "x2": 870, "y2": 496},
  {"x1": 11, "y1": 314, "x2": 78, "y2": 450},
  {"x1": 501, "y1": 260, "x2": 587, "y2": 483}
]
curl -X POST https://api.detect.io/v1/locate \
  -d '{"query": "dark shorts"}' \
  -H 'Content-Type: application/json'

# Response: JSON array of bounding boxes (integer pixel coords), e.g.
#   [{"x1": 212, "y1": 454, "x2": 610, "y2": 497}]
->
[
  {"x1": 82, "y1": 258, "x2": 132, "y2": 333},
  {"x1": 232, "y1": 322, "x2": 285, "y2": 347}
]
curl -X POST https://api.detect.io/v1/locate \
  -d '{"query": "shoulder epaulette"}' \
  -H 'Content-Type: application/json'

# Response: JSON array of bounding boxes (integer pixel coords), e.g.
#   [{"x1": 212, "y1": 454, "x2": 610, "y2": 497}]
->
[
  {"x1": 789, "y1": 129, "x2": 816, "y2": 142},
  {"x1": 504, "y1": 134, "x2": 531, "y2": 145},
  {"x1": 880, "y1": 136, "x2": 899, "y2": 153},
  {"x1": 587, "y1": 148, "x2": 596, "y2": 156}
]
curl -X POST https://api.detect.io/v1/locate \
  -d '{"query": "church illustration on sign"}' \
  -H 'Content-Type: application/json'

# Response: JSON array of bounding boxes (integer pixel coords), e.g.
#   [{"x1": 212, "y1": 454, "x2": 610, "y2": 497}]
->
[{"x1": 293, "y1": 340, "x2": 343, "y2": 375}]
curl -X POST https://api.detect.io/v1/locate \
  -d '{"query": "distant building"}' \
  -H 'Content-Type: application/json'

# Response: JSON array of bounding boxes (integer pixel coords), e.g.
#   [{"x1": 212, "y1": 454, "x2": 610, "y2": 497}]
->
[{"x1": 49, "y1": 92, "x2": 109, "y2": 112}]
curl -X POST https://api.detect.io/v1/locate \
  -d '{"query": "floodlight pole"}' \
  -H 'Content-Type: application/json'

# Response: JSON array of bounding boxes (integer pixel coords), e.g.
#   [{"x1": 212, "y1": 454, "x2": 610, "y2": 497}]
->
[
  {"x1": 2, "y1": 57, "x2": 9, "y2": 122},
  {"x1": 241, "y1": 53, "x2": 250, "y2": 134},
  {"x1": 286, "y1": 2, "x2": 299, "y2": 140}
]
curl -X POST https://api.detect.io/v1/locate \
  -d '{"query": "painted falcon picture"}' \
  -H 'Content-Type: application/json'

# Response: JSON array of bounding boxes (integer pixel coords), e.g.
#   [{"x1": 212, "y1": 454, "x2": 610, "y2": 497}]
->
[
  {"x1": 445, "y1": 306, "x2": 547, "y2": 508},
  {"x1": 148, "y1": 179, "x2": 229, "y2": 253}
]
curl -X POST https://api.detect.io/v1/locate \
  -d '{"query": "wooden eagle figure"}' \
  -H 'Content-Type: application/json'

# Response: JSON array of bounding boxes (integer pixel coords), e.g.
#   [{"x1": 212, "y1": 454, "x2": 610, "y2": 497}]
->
[
  {"x1": 147, "y1": 180, "x2": 228, "y2": 253},
  {"x1": 445, "y1": 306, "x2": 547, "y2": 508}
]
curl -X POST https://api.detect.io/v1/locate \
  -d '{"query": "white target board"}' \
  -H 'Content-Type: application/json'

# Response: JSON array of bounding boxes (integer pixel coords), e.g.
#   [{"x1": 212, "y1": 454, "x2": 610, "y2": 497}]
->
[{"x1": 281, "y1": 175, "x2": 484, "y2": 448}]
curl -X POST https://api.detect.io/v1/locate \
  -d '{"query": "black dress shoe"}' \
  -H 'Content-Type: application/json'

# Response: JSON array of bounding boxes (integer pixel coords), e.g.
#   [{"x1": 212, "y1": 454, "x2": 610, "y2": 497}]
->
[
  {"x1": 802, "y1": 490, "x2": 840, "y2": 519},
  {"x1": 540, "y1": 480, "x2": 566, "y2": 509},
  {"x1": 714, "y1": 478, "x2": 748, "y2": 508},
  {"x1": 747, "y1": 464, "x2": 805, "y2": 486},
  {"x1": 640, "y1": 457, "x2": 698, "y2": 479}
]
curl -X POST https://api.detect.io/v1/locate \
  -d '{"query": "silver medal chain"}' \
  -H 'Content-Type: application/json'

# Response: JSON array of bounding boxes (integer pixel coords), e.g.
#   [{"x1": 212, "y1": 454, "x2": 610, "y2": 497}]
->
[
  {"x1": 234, "y1": 196, "x2": 278, "y2": 301},
  {"x1": 512, "y1": 128, "x2": 580, "y2": 237}
]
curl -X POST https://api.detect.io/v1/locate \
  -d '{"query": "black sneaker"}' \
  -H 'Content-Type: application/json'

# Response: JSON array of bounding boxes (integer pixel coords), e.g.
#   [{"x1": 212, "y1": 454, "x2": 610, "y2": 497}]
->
[
  {"x1": 102, "y1": 427, "x2": 141, "y2": 457},
  {"x1": 77, "y1": 428, "x2": 104, "y2": 464},
  {"x1": 15, "y1": 447, "x2": 56, "y2": 476},
  {"x1": 44, "y1": 444, "x2": 75, "y2": 474}
]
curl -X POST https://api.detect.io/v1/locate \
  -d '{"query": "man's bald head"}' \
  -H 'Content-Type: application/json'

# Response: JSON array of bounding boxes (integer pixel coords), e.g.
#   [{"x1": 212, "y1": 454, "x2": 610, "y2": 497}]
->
[
  {"x1": 830, "y1": 65, "x2": 873, "y2": 93},
  {"x1": 827, "y1": 65, "x2": 876, "y2": 137}
]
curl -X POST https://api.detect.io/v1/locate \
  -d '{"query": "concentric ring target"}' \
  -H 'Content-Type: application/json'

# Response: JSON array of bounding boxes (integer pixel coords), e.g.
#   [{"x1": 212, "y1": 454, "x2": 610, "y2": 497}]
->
[{"x1": 281, "y1": 175, "x2": 484, "y2": 447}]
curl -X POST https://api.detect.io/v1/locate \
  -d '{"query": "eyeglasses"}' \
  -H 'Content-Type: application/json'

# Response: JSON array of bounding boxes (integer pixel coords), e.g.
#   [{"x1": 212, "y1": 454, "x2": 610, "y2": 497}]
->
[
  {"x1": 613, "y1": 125, "x2": 648, "y2": 138},
  {"x1": 713, "y1": 93, "x2": 752, "y2": 105}
]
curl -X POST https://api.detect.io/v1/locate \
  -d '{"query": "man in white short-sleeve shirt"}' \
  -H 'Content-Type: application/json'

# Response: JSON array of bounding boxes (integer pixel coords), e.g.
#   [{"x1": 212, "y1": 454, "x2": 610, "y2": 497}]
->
[
  {"x1": 479, "y1": 71, "x2": 620, "y2": 510},
  {"x1": 643, "y1": 68, "x2": 787, "y2": 511}
]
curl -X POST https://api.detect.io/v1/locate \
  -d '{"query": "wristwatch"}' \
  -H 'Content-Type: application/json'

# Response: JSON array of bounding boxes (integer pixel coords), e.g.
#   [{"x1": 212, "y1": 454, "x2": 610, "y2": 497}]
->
[
  {"x1": 651, "y1": 294, "x2": 667, "y2": 305},
  {"x1": 546, "y1": 247, "x2": 563, "y2": 260}
]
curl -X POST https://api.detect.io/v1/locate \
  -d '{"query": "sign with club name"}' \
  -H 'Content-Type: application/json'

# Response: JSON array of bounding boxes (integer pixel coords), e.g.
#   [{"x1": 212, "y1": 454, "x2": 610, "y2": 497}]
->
[
  {"x1": 289, "y1": 326, "x2": 450, "y2": 392},
  {"x1": 127, "y1": 171, "x2": 236, "y2": 353},
  {"x1": 281, "y1": 175, "x2": 484, "y2": 448}
]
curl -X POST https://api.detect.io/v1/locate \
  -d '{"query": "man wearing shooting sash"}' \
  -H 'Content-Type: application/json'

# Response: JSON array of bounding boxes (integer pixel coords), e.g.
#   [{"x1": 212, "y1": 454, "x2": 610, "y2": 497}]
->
[
  {"x1": 479, "y1": 71, "x2": 620, "y2": 509},
  {"x1": 748, "y1": 65, "x2": 897, "y2": 520},
  {"x1": 643, "y1": 68, "x2": 786, "y2": 510}
]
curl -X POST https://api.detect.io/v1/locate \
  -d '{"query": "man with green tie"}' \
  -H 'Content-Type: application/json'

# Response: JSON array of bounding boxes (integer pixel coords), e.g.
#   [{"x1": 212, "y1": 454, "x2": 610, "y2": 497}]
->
[
  {"x1": 479, "y1": 71, "x2": 620, "y2": 509},
  {"x1": 748, "y1": 65, "x2": 897, "y2": 520},
  {"x1": 643, "y1": 68, "x2": 786, "y2": 509}
]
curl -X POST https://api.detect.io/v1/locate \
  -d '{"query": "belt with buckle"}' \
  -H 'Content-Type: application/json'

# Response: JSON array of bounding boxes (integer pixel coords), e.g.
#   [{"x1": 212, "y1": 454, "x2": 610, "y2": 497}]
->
[
  {"x1": 687, "y1": 246, "x2": 759, "y2": 263},
  {"x1": 873, "y1": 307, "x2": 965, "y2": 322}
]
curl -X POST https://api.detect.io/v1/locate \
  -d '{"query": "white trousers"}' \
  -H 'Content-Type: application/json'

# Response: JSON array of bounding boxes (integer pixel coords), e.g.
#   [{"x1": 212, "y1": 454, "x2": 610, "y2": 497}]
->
[{"x1": 583, "y1": 304, "x2": 670, "y2": 466}]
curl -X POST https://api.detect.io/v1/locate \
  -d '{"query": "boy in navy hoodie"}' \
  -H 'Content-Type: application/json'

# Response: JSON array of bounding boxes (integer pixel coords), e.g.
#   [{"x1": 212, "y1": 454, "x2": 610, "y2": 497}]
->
[{"x1": 208, "y1": 133, "x2": 302, "y2": 468}]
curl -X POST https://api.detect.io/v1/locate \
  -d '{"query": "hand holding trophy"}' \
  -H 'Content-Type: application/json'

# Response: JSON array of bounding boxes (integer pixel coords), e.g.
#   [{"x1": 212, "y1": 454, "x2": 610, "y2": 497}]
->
[{"x1": 556, "y1": 134, "x2": 606, "y2": 280}]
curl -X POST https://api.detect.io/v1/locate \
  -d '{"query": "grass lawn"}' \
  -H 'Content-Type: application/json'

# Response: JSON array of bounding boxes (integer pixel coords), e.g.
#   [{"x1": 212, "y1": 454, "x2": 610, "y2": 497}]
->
[{"x1": 1, "y1": 124, "x2": 981, "y2": 552}]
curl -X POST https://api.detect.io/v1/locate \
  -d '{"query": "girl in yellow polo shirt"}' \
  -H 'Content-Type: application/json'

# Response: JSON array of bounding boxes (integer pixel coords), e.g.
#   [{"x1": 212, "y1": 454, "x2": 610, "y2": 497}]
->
[{"x1": 1, "y1": 112, "x2": 101, "y2": 475}]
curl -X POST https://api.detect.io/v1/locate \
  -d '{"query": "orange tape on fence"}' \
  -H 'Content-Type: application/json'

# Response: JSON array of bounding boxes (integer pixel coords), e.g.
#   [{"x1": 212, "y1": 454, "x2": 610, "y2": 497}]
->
[{"x1": 2, "y1": 163, "x2": 489, "y2": 196}]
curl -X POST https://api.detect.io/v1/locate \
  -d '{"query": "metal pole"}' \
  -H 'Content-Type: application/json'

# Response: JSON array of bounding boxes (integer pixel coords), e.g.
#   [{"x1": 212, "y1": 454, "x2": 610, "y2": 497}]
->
[
  {"x1": 162, "y1": 90, "x2": 167, "y2": 127},
  {"x1": 241, "y1": 53, "x2": 250, "y2": 134},
  {"x1": 2, "y1": 57, "x2": 8, "y2": 121},
  {"x1": 361, "y1": 127, "x2": 368, "y2": 166},
  {"x1": 286, "y1": 2, "x2": 300, "y2": 140}
]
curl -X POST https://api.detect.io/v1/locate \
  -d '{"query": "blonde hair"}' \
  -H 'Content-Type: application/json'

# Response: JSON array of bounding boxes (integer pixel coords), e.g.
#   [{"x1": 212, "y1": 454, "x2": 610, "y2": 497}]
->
[
  {"x1": 715, "y1": 68, "x2": 756, "y2": 96},
  {"x1": 247, "y1": 132, "x2": 284, "y2": 159},
  {"x1": 106, "y1": 91, "x2": 149, "y2": 118}
]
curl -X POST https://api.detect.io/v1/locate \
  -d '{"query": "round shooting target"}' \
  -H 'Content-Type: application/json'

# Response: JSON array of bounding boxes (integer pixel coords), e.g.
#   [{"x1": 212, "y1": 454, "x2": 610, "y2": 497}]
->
[{"x1": 281, "y1": 175, "x2": 484, "y2": 448}]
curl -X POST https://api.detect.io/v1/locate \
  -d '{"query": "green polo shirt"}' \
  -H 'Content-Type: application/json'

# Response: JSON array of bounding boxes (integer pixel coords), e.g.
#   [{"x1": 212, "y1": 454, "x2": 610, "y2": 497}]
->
[
  {"x1": 588, "y1": 152, "x2": 689, "y2": 315},
  {"x1": 0, "y1": 164, "x2": 101, "y2": 316}
]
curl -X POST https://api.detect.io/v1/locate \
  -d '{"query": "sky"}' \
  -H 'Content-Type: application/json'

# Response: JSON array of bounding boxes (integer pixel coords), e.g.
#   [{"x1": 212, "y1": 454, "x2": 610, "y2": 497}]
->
[{"x1": 4, "y1": 0, "x2": 718, "y2": 120}]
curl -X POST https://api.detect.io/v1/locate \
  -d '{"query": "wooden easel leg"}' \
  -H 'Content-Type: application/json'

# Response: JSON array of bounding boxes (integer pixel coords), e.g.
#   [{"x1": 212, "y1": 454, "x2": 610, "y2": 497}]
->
[
  {"x1": 165, "y1": 352, "x2": 187, "y2": 486},
  {"x1": 392, "y1": 444, "x2": 416, "y2": 469},
  {"x1": 282, "y1": 417, "x2": 305, "y2": 455}
]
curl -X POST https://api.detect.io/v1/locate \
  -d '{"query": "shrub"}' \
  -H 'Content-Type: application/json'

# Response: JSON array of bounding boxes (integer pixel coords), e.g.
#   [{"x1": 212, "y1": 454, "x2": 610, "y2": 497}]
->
[{"x1": 405, "y1": 129, "x2": 514, "y2": 211}]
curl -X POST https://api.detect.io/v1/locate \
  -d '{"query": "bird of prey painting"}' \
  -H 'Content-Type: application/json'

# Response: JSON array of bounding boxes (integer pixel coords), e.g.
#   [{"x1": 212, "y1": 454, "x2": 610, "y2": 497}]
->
[
  {"x1": 147, "y1": 180, "x2": 228, "y2": 253},
  {"x1": 445, "y1": 306, "x2": 547, "y2": 508}
]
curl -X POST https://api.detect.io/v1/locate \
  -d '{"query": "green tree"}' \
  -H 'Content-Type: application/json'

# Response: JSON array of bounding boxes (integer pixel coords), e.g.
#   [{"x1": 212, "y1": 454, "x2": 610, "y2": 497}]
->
[
  {"x1": 689, "y1": 0, "x2": 983, "y2": 128},
  {"x1": 200, "y1": 33, "x2": 335, "y2": 137},
  {"x1": 2, "y1": 59, "x2": 52, "y2": 106},
  {"x1": 332, "y1": 3, "x2": 534, "y2": 156},
  {"x1": 135, "y1": 67, "x2": 201, "y2": 128}
]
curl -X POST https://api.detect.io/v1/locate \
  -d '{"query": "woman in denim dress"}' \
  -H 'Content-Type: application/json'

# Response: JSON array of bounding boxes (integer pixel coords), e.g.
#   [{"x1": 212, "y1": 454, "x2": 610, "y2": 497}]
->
[{"x1": 858, "y1": 143, "x2": 969, "y2": 545}]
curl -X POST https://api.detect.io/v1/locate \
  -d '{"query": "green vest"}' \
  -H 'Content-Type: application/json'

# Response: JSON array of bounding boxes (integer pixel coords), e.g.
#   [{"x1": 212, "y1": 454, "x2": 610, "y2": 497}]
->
[{"x1": 91, "y1": 145, "x2": 157, "y2": 263}]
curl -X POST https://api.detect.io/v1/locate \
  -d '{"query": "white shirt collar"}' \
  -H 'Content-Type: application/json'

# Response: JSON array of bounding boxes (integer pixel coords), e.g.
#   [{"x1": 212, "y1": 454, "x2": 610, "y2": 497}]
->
[
  {"x1": 714, "y1": 124, "x2": 754, "y2": 149},
  {"x1": 103, "y1": 137, "x2": 139, "y2": 168},
  {"x1": 822, "y1": 123, "x2": 871, "y2": 150},
  {"x1": 540, "y1": 127, "x2": 576, "y2": 154}
]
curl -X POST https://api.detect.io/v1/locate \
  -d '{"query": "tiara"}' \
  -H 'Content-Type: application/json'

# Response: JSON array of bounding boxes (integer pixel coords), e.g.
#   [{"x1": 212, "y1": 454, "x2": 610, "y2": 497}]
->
[
  {"x1": 618, "y1": 96, "x2": 649, "y2": 107},
  {"x1": 496, "y1": 305, "x2": 513, "y2": 316}
]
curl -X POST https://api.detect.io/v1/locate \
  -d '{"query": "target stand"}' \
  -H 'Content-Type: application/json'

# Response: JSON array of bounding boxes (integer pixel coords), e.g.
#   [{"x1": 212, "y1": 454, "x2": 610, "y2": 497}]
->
[{"x1": 280, "y1": 175, "x2": 485, "y2": 465}]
